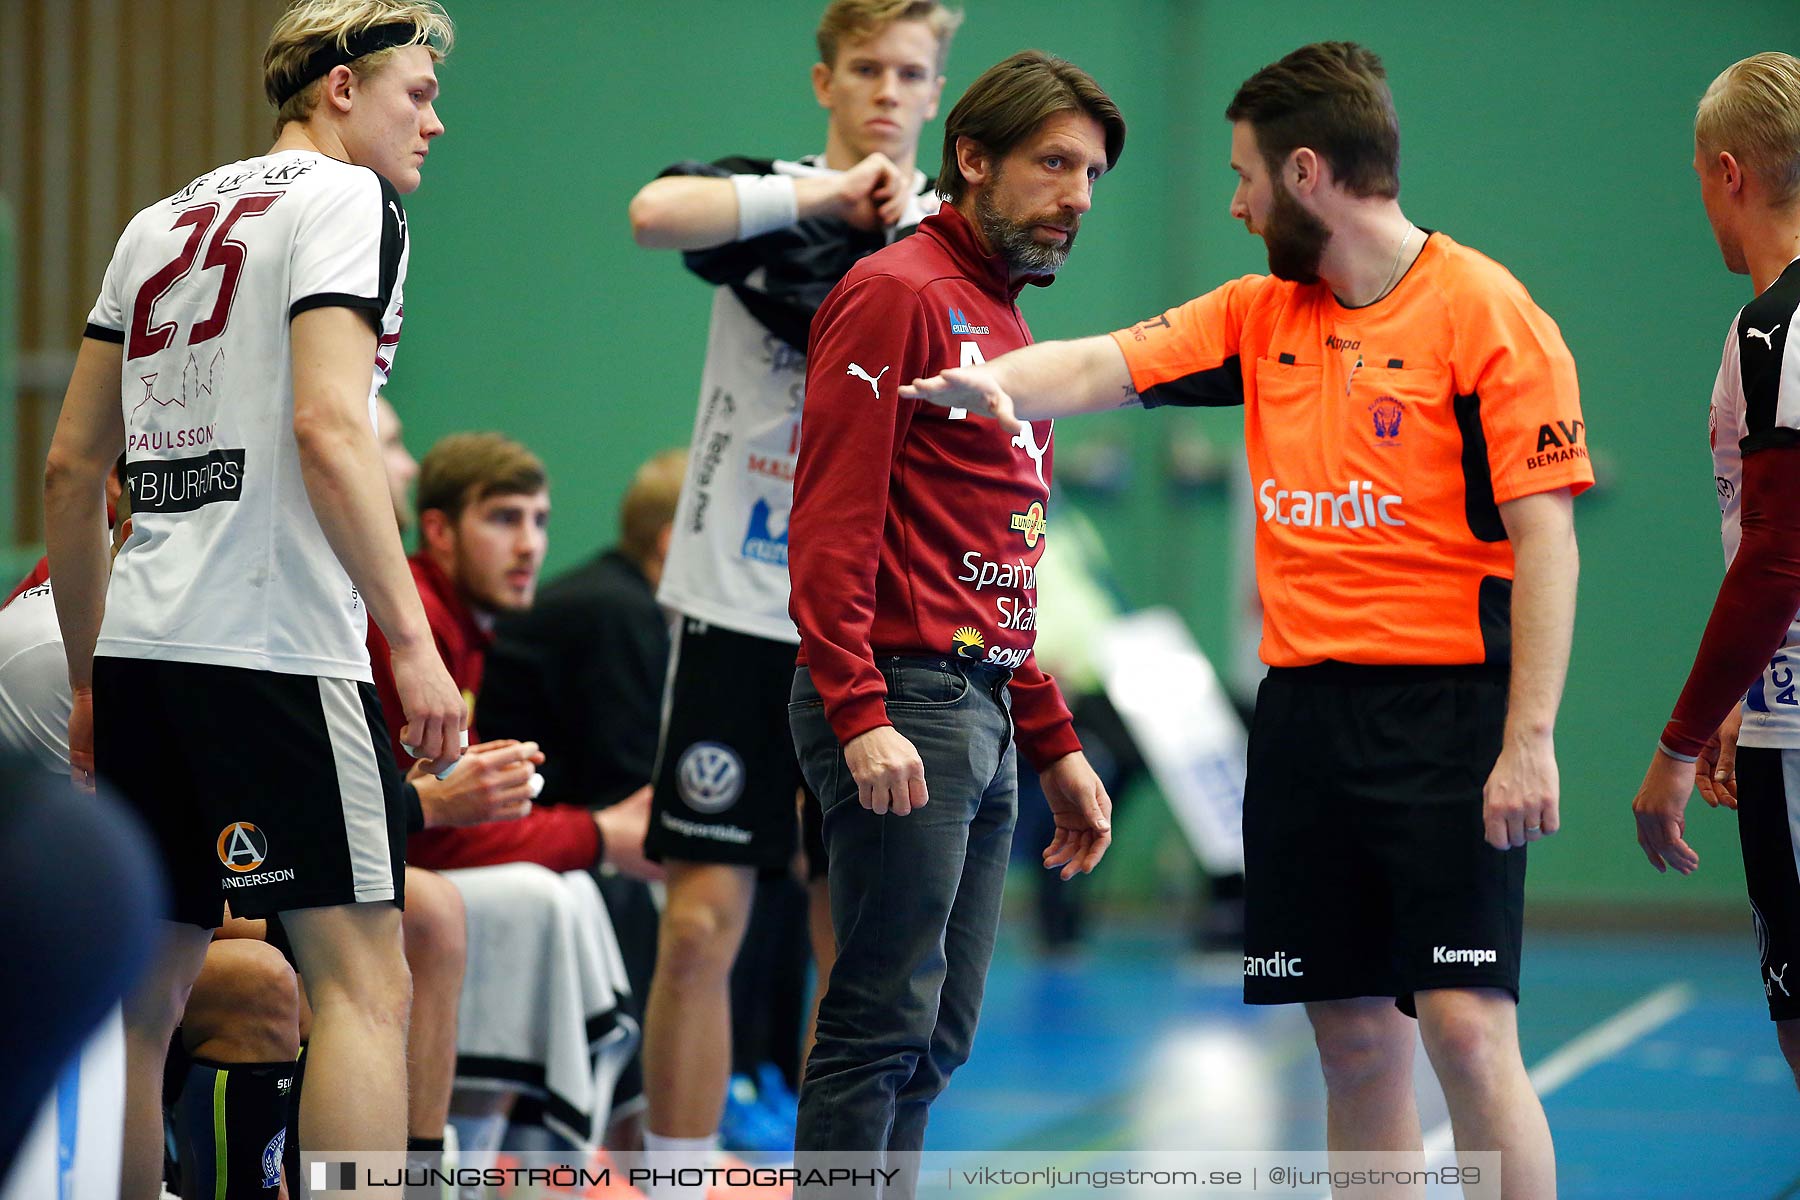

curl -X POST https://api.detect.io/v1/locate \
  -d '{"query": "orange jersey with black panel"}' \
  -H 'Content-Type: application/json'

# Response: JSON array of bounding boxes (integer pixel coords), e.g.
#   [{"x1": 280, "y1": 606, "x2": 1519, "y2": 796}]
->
[{"x1": 1110, "y1": 233, "x2": 1591, "y2": 668}]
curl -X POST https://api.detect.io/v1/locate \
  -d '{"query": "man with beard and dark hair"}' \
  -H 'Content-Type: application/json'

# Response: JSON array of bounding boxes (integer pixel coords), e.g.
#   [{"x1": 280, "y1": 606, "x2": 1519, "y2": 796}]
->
[
  {"x1": 787, "y1": 49, "x2": 1120, "y2": 1180},
  {"x1": 625, "y1": 4, "x2": 961, "y2": 1183},
  {"x1": 904, "y1": 41, "x2": 1590, "y2": 1199}
]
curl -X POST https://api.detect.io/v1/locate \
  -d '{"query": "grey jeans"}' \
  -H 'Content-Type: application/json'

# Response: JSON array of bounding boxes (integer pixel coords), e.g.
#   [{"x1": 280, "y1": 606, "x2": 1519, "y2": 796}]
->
[{"x1": 789, "y1": 658, "x2": 1017, "y2": 1192}]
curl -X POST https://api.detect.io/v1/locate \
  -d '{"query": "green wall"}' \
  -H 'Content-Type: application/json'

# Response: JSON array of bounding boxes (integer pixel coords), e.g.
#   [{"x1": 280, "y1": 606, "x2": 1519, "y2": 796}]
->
[
  {"x1": 398, "y1": 0, "x2": 1796, "y2": 909},
  {"x1": 16, "y1": 0, "x2": 1770, "y2": 909}
]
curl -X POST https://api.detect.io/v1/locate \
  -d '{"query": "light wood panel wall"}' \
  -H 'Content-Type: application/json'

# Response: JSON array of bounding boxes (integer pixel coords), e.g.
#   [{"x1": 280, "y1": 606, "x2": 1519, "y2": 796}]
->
[{"x1": 0, "y1": 0, "x2": 285, "y2": 542}]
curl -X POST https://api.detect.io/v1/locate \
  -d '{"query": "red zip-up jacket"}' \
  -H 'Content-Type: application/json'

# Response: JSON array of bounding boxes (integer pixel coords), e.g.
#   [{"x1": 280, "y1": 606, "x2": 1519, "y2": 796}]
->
[
  {"x1": 790, "y1": 205, "x2": 1081, "y2": 770},
  {"x1": 369, "y1": 553, "x2": 600, "y2": 872}
]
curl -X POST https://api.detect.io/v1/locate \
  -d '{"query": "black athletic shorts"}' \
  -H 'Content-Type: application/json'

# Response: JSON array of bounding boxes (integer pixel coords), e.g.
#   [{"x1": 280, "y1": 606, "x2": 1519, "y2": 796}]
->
[
  {"x1": 1242, "y1": 662, "x2": 1525, "y2": 1017},
  {"x1": 1729, "y1": 746, "x2": 1800, "y2": 1021},
  {"x1": 94, "y1": 656, "x2": 407, "y2": 929},
  {"x1": 648, "y1": 619, "x2": 825, "y2": 877}
]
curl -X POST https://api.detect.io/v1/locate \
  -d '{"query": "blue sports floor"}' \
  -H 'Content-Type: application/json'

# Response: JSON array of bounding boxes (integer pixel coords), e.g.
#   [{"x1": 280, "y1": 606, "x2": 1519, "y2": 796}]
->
[{"x1": 923, "y1": 926, "x2": 1800, "y2": 1199}]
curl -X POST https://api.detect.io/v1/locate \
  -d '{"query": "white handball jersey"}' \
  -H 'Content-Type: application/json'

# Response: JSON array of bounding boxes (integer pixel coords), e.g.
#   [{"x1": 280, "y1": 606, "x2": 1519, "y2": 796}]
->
[
  {"x1": 0, "y1": 584, "x2": 72, "y2": 774},
  {"x1": 1710, "y1": 256, "x2": 1800, "y2": 747},
  {"x1": 655, "y1": 154, "x2": 940, "y2": 643},
  {"x1": 85, "y1": 150, "x2": 408, "y2": 681}
]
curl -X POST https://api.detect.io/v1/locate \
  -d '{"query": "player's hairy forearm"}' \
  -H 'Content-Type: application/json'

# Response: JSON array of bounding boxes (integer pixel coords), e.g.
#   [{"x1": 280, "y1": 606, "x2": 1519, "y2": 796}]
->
[
  {"x1": 290, "y1": 309, "x2": 431, "y2": 649},
  {"x1": 294, "y1": 415, "x2": 431, "y2": 649},
  {"x1": 628, "y1": 177, "x2": 741, "y2": 251},
  {"x1": 629, "y1": 174, "x2": 857, "y2": 252},
  {"x1": 43, "y1": 472, "x2": 111, "y2": 689},
  {"x1": 1500, "y1": 490, "x2": 1578, "y2": 738},
  {"x1": 995, "y1": 335, "x2": 1138, "y2": 421},
  {"x1": 44, "y1": 338, "x2": 126, "y2": 689}
]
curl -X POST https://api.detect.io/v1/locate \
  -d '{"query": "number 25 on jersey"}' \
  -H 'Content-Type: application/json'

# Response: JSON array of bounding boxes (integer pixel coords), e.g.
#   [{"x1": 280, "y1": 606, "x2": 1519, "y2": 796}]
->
[{"x1": 128, "y1": 194, "x2": 283, "y2": 360}]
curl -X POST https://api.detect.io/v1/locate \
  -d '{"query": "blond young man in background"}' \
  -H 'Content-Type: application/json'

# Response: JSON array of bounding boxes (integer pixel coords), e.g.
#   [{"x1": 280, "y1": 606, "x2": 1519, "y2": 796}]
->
[{"x1": 43, "y1": 2, "x2": 463, "y2": 1193}]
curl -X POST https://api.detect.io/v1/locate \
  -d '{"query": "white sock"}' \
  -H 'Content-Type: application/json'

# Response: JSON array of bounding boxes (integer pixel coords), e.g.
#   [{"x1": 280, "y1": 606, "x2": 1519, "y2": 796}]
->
[{"x1": 642, "y1": 1130, "x2": 718, "y2": 1200}]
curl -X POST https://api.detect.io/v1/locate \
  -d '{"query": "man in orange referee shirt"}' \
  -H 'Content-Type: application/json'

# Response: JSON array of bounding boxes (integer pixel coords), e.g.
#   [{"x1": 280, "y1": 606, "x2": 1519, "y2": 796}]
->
[{"x1": 905, "y1": 42, "x2": 1589, "y2": 1198}]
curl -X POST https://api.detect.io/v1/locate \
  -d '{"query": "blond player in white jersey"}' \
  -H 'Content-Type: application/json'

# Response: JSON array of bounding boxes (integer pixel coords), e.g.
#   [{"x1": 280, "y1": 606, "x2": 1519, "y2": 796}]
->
[{"x1": 43, "y1": 3, "x2": 465, "y2": 1195}]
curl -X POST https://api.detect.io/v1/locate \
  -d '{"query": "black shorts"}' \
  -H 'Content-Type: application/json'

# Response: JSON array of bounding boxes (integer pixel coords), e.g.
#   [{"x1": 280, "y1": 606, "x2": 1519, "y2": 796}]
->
[
  {"x1": 648, "y1": 619, "x2": 824, "y2": 876},
  {"x1": 94, "y1": 656, "x2": 407, "y2": 929},
  {"x1": 1730, "y1": 746, "x2": 1800, "y2": 1021},
  {"x1": 1242, "y1": 663, "x2": 1524, "y2": 1017}
]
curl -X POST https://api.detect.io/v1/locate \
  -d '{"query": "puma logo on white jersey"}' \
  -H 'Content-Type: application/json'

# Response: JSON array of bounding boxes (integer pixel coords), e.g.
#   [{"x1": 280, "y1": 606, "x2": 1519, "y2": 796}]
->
[
  {"x1": 388, "y1": 200, "x2": 406, "y2": 240},
  {"x1": 1746, "y1": 323, "x2": 1782, "y2": 350},
  {"x1": 847, "y1": 363, "x2": 889, "y2": 398}
]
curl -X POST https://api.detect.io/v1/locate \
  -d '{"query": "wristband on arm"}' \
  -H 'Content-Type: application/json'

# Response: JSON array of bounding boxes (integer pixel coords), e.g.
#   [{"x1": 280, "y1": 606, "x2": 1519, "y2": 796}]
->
[
  {"x1": 731, "y1": 173, "x2": 799, "y2": 241},
  {"x1": 1656, "y1": 740, "x2": 1699, "y2": 764}
]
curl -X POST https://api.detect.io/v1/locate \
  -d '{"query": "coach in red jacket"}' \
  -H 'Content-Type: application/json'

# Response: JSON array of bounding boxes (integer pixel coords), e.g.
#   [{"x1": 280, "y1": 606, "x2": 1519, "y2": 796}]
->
[{"x1": 787, "y1": 52, "x2": 1123, "y2": 1165}]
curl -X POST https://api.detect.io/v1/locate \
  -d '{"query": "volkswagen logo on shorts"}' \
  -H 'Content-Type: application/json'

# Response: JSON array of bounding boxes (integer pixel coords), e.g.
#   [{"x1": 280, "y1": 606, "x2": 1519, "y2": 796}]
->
[
  {"x1": 217, "y1": 821, "x2": 269, "y2": 872},
  {"x1": 677, "y1": 742, "x2": 745, "y2": 814}
]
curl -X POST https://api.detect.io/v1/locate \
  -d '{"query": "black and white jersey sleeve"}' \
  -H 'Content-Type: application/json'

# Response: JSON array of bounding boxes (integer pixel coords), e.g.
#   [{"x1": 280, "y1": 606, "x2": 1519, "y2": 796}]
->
[
  {"x1": 290, "y1": 170, "x2": 407, "y2": 322},
  {"x1": 661, "y1": 154, "x2": 934, "y2": 352},
  {"x1": 82, "y1": 217, "x2": 140, "y2": 344},
  {"x1": 1737, "y1": 257, "x2": 1800, "y2": 454},
  {"x1": 1715, "y1": 255, "x2": 1800, "y2": 749}
]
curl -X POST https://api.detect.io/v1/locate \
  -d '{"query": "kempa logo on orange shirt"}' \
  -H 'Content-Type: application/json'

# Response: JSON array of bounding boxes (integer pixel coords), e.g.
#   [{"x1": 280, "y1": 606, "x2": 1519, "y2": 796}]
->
[{"x1": 1258, "y1": 478, "x2": 1406, "y2": 529}]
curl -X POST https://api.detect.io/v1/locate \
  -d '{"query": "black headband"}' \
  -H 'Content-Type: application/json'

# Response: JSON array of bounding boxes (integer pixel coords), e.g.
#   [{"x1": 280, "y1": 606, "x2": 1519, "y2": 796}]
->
[{"x1": 275, "y1": 21, "x2": 423, "y2": 107}]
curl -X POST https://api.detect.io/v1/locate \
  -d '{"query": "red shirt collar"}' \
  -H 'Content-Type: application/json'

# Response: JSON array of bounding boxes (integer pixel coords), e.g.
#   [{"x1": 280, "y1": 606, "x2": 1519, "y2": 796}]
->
[
  {"x1": 919, "y1": 204, "x2": 1056, "y2": 301},
  {"x1": 409, "y1": 551, "x2": 491, "y2": 648}
]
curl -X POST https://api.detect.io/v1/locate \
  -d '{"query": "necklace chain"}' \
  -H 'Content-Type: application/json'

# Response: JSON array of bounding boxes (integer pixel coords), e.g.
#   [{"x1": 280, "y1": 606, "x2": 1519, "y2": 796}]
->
[{"x1": 1364, "y1": 223, "x2": 1415, "y2": 306}]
